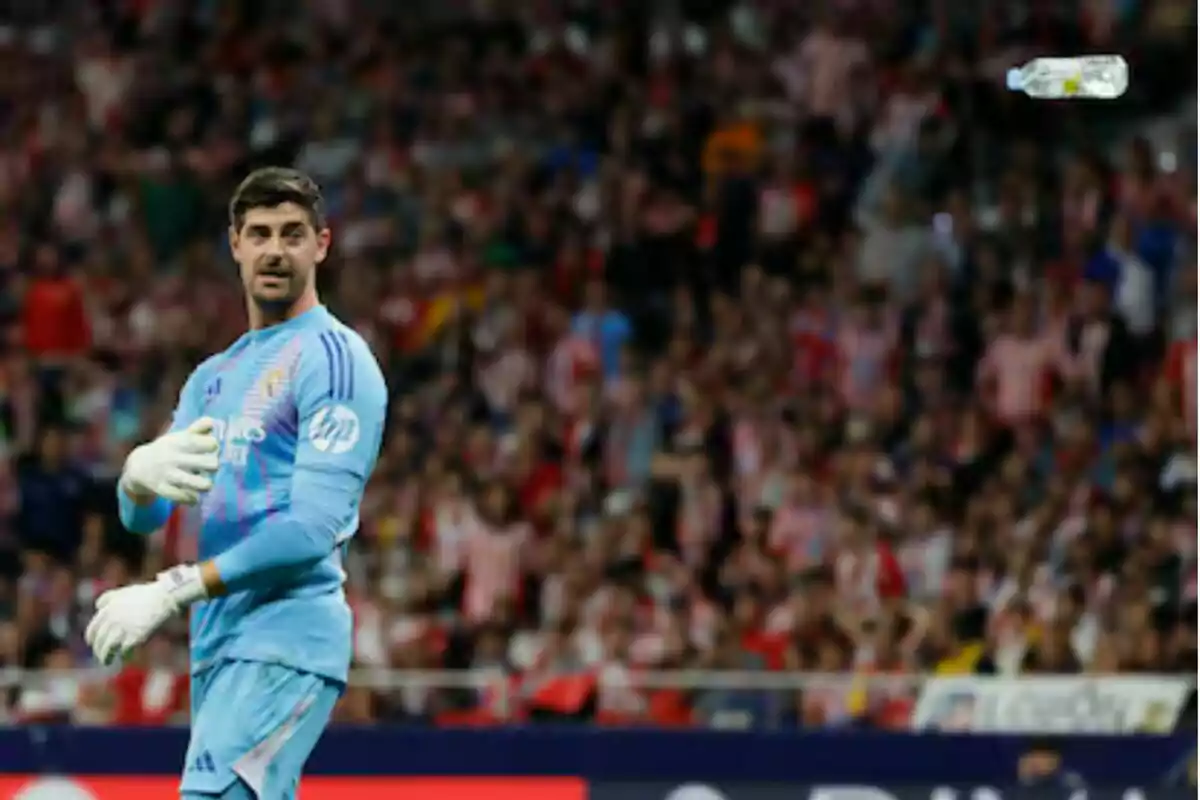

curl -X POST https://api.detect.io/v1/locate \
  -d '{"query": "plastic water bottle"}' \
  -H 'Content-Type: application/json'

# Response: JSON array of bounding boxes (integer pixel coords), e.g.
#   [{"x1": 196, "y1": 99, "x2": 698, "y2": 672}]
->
[{"x1": 1006, "y1": 55, "x2": 1128, "y2": 99}]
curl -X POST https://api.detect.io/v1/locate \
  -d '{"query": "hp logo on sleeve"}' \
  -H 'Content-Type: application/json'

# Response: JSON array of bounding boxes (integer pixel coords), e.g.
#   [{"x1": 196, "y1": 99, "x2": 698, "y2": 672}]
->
[{"x1": 308, "y1": 405, "x2": 361, "y2": 454}]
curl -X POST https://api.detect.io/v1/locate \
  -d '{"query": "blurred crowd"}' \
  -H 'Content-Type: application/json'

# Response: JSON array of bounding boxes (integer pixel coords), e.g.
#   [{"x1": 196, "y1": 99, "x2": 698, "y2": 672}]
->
[{"x1": 0, "y1": 0, "x2": 1196, "y2": 729}]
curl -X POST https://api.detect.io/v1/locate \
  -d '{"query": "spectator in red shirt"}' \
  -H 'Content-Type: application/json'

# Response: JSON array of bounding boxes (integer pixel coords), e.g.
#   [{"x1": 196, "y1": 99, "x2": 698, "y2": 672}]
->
[
  {"x1": 21, "y1": 245, "x2": 90, "y2": 362},
  {"x1": 108, "y1": 634, "x2": 188, "y2": 726}
]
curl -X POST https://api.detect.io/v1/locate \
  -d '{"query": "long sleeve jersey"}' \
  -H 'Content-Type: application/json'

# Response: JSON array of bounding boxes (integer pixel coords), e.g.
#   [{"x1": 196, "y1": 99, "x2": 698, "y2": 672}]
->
[{"x1": 118, "y1": 305, "x2": 387, "y2": 682}]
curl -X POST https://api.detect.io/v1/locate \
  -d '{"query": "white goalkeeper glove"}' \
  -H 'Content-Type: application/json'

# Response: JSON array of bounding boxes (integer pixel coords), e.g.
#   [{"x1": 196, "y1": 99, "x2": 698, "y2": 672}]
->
[
  {"x1": 120, "y1": 417, "x2": 221, "y2": 506},
  {"x1": 85, "y1": 565, "x2": 209, "y2": 665}
]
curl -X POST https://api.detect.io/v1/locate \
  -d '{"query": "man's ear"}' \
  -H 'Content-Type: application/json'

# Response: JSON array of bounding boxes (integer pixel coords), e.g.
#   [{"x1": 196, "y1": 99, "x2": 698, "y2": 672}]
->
[{"x1": 315, "y1": 226, "x2": 331, "y2": 264}]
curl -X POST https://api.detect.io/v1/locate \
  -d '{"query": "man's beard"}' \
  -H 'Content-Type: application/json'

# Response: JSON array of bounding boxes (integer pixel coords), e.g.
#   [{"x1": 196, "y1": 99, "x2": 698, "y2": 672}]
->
[{"x1": 250, "y1": 259, "x2": 304, "y2": 310}]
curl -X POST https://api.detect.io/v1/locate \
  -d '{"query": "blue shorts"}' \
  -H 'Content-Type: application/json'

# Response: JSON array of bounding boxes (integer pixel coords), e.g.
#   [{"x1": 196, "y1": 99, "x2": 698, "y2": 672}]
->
[{"x1": 180, "y1": 659, "x2": 342, "y2": 799}]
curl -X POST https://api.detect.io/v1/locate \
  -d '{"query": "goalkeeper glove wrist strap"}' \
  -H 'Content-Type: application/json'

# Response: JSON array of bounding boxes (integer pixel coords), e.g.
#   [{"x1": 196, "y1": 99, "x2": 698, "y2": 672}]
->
[{"x1": 156, "y1": 564, "x2": 208, "y2": 609}]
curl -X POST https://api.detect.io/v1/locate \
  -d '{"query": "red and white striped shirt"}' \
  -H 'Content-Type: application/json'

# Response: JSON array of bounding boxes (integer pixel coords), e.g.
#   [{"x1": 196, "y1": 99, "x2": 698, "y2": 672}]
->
[
  {"x1": 545, "y1": 335, "x2": 599, "y2": 414},
  {"x1": 737, "y1": 465, "x2": 788, "y2": 518},
  {"x1": 977, "y1": 333, "x2": 1061, "y2": 425},
  {"x1": 1069, "y1": 319, "x2": 1115, "y2": 399},
  {"x1": 835, "y1": 541, "x2": 906, "y2": 616},
  {"x1": 731, "y1": 417, "x2": 764, "y2": 478},
  {"x1": 835, "y1": 320, "x2": 896, "y2": 411},
  {"x1": 461, "y1": 511, "x2": 530, "y2": 624},
  {"x1": 676, "y1": 476, "x2": 723, "y2": 569},
  {"x1": 563, "y1": 413, "x2": 599, "y2": 493},
  {"x1": 432, "y1": 499, "x2": 471, "y2": 576},
  {"x1": 478, "y1": 347, "x2": 535, "y2": 415},
  {"x1": 769, "y1": 503, "x2": 831, "y2": 572}
]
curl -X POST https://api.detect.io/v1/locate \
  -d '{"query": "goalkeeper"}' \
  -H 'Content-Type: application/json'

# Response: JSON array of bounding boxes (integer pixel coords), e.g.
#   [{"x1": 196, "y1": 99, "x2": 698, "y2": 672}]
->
[{"x1": 85, "y1": 168, "x2": 387, "y2": 800}]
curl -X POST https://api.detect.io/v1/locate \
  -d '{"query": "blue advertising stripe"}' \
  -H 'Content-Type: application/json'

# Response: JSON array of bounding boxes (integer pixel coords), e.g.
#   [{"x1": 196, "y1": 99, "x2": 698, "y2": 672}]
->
[
  {"x1": 327, "y1": 330, "x2": 348, "y2": 400},
  {"x1": 335, "y1": 330, "x2": 354, "y2": 400},
  {"x1": 317, "y1": 333, "x2": 338, "y2": 399},
  {"x1": 0, "y1": 728, "x2": 1190, "y2": 785}
]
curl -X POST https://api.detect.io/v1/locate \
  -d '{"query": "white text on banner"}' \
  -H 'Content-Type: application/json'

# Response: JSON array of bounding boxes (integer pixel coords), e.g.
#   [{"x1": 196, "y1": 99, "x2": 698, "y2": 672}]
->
[{"x1": 911, "y1": 676, "x2": 1192, "y2": 734}]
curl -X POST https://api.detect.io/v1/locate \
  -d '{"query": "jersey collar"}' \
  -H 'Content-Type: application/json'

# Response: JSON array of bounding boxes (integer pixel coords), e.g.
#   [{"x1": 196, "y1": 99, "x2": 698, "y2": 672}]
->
[{"x1": 247, "y1": 304, "x2": 329, "y2": 341}]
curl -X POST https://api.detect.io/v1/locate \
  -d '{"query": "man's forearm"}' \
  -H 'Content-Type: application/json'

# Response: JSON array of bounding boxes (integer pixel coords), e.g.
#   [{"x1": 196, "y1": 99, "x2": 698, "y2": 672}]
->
[
  {"x1": 205, "y1": 510, "x2": 342, "y2": 596},
  {"x1": 117, "y1": 486, "x2": 173, "y2": 534}
]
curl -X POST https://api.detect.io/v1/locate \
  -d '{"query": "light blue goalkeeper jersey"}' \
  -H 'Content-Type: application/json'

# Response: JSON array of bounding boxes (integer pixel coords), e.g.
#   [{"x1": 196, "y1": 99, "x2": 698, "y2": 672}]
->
[{"x1": 116, "y1": 305, "x2": 387, "y2": 683}]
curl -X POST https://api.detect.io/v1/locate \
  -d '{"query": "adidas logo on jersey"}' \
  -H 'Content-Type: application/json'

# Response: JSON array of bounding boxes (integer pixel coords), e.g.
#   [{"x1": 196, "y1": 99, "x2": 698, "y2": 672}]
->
[{"x1": 187, "y1": 750, "x2": 218, "y2": 774}]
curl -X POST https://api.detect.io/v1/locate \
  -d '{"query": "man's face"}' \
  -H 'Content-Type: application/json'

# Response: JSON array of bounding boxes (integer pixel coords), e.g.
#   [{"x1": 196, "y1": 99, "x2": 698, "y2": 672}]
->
[
  {"x1": 1019, "y1": 750, "x2": 1061, "y2": 778},
  {"x1": 230, "y1": 203, "x2": 329, "y2": 310}
]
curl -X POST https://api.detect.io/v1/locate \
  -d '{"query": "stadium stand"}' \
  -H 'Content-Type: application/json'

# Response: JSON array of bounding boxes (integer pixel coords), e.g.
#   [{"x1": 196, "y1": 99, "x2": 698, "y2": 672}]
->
[{"x1": 0, "y1": 0, "x2": 1194, "y2": 729}]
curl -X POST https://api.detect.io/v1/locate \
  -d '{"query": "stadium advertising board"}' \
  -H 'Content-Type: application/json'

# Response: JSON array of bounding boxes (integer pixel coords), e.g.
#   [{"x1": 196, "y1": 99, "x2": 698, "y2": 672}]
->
[
  {"x1": 911, "y1": 677, "x2": 1192, "y2": 734},
  {"x1": 1, "y1": 778, "x2": 1190, "y2": 800},
  {"x1": 589, "y1": 785, "x2": 1192, "y2": 800},
  {"x1": 0, "y1": 727, "x2": 1191, "y2": 786}
]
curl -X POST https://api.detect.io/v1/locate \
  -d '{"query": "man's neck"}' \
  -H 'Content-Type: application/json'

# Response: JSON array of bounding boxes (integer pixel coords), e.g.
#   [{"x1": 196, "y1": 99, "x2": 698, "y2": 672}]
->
[{"x1": 247, "y1": 292, "x2": 319, "y2": 331}]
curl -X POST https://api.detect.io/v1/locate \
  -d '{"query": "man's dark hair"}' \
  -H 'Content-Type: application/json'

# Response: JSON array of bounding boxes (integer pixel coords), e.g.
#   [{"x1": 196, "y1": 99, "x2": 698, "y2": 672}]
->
[
  {"x1": 1026, "y1": 737, "x2": 1062, "y2": 756},
  {"x1": 229, "y1": 167, "x2": 327, "y2": 232}
]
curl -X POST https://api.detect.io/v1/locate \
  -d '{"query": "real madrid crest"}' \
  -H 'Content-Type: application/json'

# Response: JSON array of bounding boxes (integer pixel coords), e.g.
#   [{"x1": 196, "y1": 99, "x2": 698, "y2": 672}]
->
[{"x1": 261, "y1": 366, "x2": 286, "y2": 399}]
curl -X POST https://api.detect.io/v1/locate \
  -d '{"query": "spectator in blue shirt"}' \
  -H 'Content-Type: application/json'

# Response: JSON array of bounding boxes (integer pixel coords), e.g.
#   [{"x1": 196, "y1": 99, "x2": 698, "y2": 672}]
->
[
  {"x1": 16, "y1": 426, "x2": 90, "y2": 564},
  {"x1": 572, "y1": 279, "x2": 632, "y2": 379}
]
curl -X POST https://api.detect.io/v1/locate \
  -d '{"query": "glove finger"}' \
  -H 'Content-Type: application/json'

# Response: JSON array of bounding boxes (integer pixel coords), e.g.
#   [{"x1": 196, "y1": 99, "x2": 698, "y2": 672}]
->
[
  {"x1": 168, "y1": 468, "x2": 213, "y2": 493},
  {"x1": 194, "y1": 434, "x2": 220, "y2": 454},
  {"x1": 95, "y1": 621, "x2": 118, "y2": 664},
  {"x1": 102, "y1": 629, "x2": 126, "y2": 666},
  {"x1": 187, "y1": 417, "x2": 217, "y2": 436},
  {"x1": 95, "y1": 590, "x2": 117, "y2": 611},
  {"x1": 92, "y1": 617, "x2": 122, "y2": 665},
  {"x1": 84, "y1": 608, "x2": 106, "y2": 648},
  {"x1": 159, "y1": 482, "x2": 200, "y2": 506},
  {"x1": 171, "y1": 490, "x2": 201, "y2": 506},
  {"x1": 177, "y1": 452, "x2": 220, "y2": 474},
  {"x1": 177, "y1": 433, "x2": 220, "y2": 455}
]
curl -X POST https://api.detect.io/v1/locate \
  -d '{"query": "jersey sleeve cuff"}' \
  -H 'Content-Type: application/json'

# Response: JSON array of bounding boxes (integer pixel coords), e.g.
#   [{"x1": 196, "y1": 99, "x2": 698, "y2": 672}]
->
[{"x1": 117, "y1": 487, "x2": 173, "y2": 534}]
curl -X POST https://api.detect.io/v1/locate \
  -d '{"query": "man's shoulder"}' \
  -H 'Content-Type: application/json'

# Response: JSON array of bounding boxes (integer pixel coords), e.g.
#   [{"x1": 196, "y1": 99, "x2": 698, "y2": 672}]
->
[
  {"x1": 298, "y1": 318, "x2": 381, "y2": 367},
  {"x1": 185, "y1": 347, "x2": 240, "y2": 392},
  {"x1": 294, "y1": 317, "x2": 386, "y2": 400}
]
